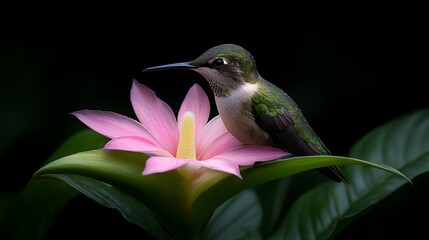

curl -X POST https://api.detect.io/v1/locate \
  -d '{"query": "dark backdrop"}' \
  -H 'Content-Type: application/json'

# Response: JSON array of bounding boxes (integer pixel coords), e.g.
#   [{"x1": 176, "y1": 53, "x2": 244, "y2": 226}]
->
[{"x1": 1, "y1": 14, "x2": 427, "y2": 239}]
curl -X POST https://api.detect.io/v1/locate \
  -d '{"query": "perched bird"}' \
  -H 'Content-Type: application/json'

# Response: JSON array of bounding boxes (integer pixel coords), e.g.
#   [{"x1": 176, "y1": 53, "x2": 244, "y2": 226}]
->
[{"x1": 143, "y1": 44, "x2": 348, "y2": 183}]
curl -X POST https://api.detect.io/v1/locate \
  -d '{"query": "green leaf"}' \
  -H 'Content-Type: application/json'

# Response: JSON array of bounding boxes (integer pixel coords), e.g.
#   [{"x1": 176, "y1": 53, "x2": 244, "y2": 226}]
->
[
  {"x1": 33, "y1": 150, "x2": 194, "y2": 239},
  {"x1": 51, "y1": 174, "x2": 173, "y2": 240},
  {"x1": 34, "y1": 150, "x2": 408, "y2": 239},
  {"x1": 270, "y1": 109, "x2": 429, "y2": 240},
  {"x1": 254, "y1": 178, "x2": 291, "y2": 237},
  {"x1": 0, "y1": 130, "x2": 108, "y2": 240},
  {"x1": 203, "y1": 189, "x2": 263, "y2": 240},
  {"x1": 194, "y1": 155, "x2": 409, "y2": 235}
]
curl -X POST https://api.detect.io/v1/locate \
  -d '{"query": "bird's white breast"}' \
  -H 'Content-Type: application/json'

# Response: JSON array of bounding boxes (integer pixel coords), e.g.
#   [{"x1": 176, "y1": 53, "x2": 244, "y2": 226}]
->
[{"x1": 215, "y1": 83, "x2": 269, "y2": 144}]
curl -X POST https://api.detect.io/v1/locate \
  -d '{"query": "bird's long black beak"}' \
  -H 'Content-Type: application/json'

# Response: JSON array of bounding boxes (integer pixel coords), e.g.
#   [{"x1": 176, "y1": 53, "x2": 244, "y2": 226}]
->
[{"x1": 142, "y1": 62, "x2": 196, "y2": 72}]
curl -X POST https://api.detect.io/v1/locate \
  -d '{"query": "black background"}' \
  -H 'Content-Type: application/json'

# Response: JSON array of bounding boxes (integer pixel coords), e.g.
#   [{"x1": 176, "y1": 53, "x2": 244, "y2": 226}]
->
[{"x1": 1, "y1": 9, "x2": 428, "y2": 239}]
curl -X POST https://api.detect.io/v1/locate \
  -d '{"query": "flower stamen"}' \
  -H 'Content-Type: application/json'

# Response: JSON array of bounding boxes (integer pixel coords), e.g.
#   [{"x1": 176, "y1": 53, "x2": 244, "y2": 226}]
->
[{"x1": 176, "y1": 111, "x2": 196, "y2": 160}]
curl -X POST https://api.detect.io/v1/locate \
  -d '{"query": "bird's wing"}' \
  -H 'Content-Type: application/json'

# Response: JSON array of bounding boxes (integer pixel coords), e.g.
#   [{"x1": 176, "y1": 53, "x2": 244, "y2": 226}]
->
[
  {"x1": 252, "y1": 80, "x2": 348, "y2": 183},
  {"x1": 251, "y1": 81, "x2": 328, "y2": 155}
]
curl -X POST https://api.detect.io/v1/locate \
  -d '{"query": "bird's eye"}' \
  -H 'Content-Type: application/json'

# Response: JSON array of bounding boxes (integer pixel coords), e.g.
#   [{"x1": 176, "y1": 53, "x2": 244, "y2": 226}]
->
[{"x1": 212, "y1": 58, "x2": 226, "y2": 67}]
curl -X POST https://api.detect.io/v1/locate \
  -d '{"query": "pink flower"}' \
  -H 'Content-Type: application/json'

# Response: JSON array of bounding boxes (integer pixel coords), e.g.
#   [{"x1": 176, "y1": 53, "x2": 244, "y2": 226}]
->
[{"x1": 72, "y1": 80, "x2": 288, "y2": 178}]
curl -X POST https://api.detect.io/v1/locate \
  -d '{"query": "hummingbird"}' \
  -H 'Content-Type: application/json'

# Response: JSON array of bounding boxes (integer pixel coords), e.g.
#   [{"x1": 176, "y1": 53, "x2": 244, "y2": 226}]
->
[{"x1": 143, "y1": 43, "x2": 348, "y2": 183}]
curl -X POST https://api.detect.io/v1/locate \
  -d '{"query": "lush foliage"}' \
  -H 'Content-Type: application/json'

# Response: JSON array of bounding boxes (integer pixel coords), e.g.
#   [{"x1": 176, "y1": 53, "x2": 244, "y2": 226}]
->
[{"x1": 2, "y1": 81, "x2": 428, "y2": 239}]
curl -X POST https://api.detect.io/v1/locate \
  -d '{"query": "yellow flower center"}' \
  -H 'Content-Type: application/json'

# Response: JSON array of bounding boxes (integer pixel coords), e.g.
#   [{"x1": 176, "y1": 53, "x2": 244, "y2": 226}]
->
[{"x1": 176, "y1": 111, "x2": 196, "y2": 160}]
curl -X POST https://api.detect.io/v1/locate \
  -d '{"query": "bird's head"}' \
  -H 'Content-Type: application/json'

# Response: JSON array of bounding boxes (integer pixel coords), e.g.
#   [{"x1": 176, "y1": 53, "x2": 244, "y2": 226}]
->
[{"x1": 143, "y1": 44, "x2": 261, "y2": 97}]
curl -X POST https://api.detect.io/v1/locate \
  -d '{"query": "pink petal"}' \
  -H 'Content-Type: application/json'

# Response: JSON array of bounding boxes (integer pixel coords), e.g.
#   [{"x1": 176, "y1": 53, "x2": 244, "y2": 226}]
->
[
  {"x1": 197, "y1": 116, "x2": 242, "y2": 159},
  {"x1": 142, "y1": 156, "x2": 188, "y2": 175},
  {"x1": 177, "y1": 84, "x2": 210, "y2": 140},
  {"x1": 215, "y1": 146, "x2": 289, "y2": 166},
  {"x1": 105, "y1": 136, "x2": 172, "y2": 157},
  {"x1": 198, "y1": 158, "x2": 242, "y2": 178},
  {"x1": 131, "y1": 80, "x2": 179, "y2": 154},
  {"x1": 72, "y1": 110, "x2": 156, "y2": 142}
]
